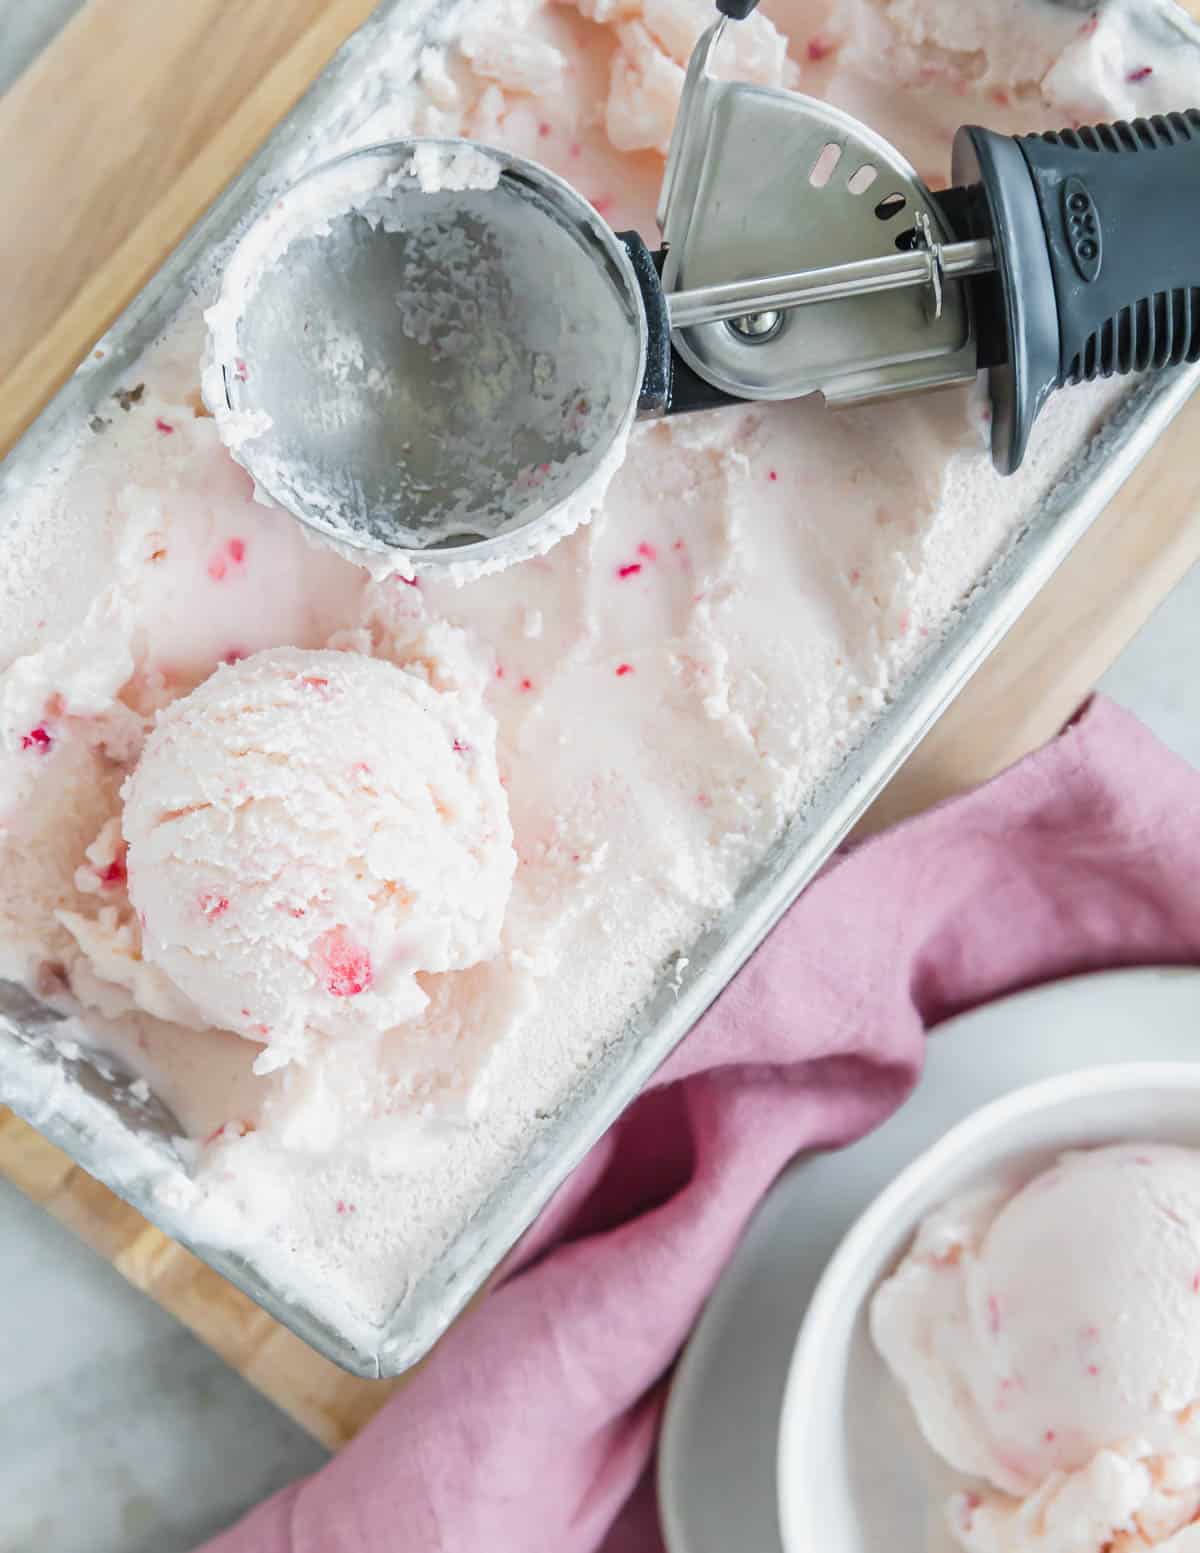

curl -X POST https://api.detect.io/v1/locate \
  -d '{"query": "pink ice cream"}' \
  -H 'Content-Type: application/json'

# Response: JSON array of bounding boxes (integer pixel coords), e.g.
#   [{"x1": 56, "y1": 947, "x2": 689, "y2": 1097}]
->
[
  {"x1": 872, "y1": 1145, "x2": 1200, "y2": 1552},
  {"x1": 1, "y1": 0, "x2": 1194, "y2": 1336},
  {"x1": 120, "y1": 647, "x2": 514, "y2": 1074}
]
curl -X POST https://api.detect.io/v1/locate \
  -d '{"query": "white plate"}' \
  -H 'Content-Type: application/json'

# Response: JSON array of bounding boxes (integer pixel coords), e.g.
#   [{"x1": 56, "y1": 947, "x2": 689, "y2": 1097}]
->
[{"x1": 656, "y1": 965, "x2": 1200, "y2": 1553}]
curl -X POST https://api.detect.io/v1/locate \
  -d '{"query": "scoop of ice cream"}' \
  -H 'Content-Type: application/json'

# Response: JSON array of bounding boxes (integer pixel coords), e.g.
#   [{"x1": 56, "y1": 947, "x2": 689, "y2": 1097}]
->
[
  {"x1": 122, "y1": 646, "x2": 514, "y2": 1071},
  {"x1": 871, "y1": 1145, "x2": 1200, "y2": 1551}
]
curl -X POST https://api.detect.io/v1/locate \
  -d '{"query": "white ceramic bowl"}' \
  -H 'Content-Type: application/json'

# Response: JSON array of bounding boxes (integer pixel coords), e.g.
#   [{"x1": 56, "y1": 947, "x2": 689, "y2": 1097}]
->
[{"x1": 776, "y1": 1061, "x2": 1200, "y2": 1553}]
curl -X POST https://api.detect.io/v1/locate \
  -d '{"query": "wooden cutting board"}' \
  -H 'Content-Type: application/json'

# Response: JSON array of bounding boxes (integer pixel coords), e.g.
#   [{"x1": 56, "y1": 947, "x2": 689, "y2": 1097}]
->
[{"x1": 3, "y1": 0, "x2": 1200, "y2": 1449}]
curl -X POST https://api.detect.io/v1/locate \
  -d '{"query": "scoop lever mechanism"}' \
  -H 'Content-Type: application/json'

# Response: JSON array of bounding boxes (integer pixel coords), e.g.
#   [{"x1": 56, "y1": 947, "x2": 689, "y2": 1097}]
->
[
  {"x1": 665, "y1": 226, "x2": 997, "y2": 331},
  {"x1": 645, "y1": 8, "x2": 1200, "y2": 474}
]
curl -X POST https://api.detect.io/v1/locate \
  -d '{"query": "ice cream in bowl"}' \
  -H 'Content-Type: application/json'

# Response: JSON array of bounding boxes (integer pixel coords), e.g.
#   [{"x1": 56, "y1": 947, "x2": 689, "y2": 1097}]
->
[{"x1": 777, "y1": 1063, "x2": 1200, "y2": 1553}]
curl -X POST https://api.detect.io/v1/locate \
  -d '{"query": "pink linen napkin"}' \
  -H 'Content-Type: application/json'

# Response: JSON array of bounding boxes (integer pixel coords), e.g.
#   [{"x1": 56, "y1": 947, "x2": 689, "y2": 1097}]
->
[{"x1": 202, "y1": 695, "x2": 1200, "y2": 1553}]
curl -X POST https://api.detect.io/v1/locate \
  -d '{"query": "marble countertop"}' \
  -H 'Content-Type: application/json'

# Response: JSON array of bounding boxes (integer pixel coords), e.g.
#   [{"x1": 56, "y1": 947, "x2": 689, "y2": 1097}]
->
[
  {"x1": 0, "y1": 1183, "x2": 326, "y2": 1553},
  {"x1": 1099, "y1": 563, "x2": 1200, "y2": 771},
  {"x1": 0, "y1": 0, "x2": 83, "y2": 95},
  {"x1": 5, "y1": 7, "x2": 1200, "y2": 1550}
]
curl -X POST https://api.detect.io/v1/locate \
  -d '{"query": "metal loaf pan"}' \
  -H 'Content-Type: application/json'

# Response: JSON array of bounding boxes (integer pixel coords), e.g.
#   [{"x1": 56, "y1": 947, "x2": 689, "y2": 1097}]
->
[{"x1": 3, "y1": 0, "x2": 1200, "y2": 1376}]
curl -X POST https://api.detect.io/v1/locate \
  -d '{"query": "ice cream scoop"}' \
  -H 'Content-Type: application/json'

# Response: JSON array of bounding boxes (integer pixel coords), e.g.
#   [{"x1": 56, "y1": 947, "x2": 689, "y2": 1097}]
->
[
  {"x1": 122, "y1": 646, "x2": 515, "y2": 1072},
  {"x1": 207, "y1": 0, "x2": 1200, "y2": 571},
  {"x1": 203, "y1": 141, "x2": 648, "y2": 576},
  {"x1": 872, "y1": 1144, "x2": 1200, "y2": 1551}
]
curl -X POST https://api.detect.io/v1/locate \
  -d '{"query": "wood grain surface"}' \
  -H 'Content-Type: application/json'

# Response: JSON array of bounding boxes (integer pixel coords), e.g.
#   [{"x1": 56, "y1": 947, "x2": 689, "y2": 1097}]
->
[
  {"x1": 0, "y1": 0, "x2": 378, "y2": 457},
  {"x1": 3, "y1": 0, "x2": 1200, "y2": 1447}
]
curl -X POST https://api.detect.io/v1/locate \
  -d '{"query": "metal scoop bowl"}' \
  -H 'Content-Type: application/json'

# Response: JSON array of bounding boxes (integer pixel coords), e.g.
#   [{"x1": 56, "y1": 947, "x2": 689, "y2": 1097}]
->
[{"x1": 204, "y1": 140, "x2": 648, "y2": 573}]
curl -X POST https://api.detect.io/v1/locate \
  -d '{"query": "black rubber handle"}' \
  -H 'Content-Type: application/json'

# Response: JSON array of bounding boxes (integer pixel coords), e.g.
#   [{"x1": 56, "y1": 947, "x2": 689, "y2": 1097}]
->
[
  {"x1": 950, "y1": 112, "x2": 1200, "y2": 473},
  {"x1": 616, "y1": 230, "x2": 740, "y2": 418}
]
